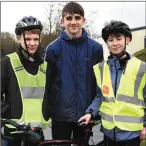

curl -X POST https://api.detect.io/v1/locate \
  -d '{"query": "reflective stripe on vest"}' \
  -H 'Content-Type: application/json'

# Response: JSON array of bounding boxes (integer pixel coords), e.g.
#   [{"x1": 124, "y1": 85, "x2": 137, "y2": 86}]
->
[
  {"x1": 98, "y1": 61, "x2": 104, "y2": 84},
  {"x1": 94, "y1": 57, "x2": 146, "y2": 131},
  {"x1": 102, "y1": 96, "x2": 115, "y2": 103},
  {"x1": 100, "y1": 112, "x2": 144, "y2": 123},
  {"x1": 21, "y1": 87, "x2": 44, "y2": 98},
  {"x1": 7, "y1": 52, "x2": 50, "y2": 129}
]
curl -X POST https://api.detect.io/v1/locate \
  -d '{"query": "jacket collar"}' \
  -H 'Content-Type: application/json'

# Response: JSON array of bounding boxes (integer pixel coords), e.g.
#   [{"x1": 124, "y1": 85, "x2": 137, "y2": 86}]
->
[
  {"x1": 60, "y1": 28, "x2": 89, "y2": 42},
  {"x1": 107, "y1": 52, "x2": 132, "y2": 69},
  {"x1": 108, "y1": 52, "x2": 131, "y2": 61}
]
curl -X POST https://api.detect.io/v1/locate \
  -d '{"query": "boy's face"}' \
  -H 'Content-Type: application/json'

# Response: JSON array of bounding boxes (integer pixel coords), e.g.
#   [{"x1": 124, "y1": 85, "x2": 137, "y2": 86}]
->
[
  {"x1": 17, "y1": 30, "x2": 40, "y2": 55},
  {"x1": 61, "y1": 13, "x2": 85, "y2": 36},
  {"x1": 106, "y1": 33, "x2": 130, "y2": 55}
]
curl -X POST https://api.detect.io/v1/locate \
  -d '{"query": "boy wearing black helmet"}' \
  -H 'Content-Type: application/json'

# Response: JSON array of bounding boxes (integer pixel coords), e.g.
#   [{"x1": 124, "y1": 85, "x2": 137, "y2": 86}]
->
[
  {"x1": 79, "y1": 20, "x2": 146, "y2": 146},
  {"x1": 1, "y1": 16, "x2": 49, "y2": 146}
]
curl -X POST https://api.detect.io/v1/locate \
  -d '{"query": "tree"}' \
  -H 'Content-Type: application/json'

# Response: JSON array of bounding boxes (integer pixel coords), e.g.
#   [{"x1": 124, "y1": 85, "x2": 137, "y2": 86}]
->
[
  {"x1": 83, "y1": 10, "x2": 99, "y2": 39},
  {"x1": 40, "y1": 2, "x2": 68, "y2": 50},
  {"x1": 0, "y1": 32, "x2": 19, "y2": 57},
  {"x1": 43, "y1": 2, "x2": 67, "y2": 35},
  {"x1": 133, "y1": 48, "x2": 146, "y2": 62}
]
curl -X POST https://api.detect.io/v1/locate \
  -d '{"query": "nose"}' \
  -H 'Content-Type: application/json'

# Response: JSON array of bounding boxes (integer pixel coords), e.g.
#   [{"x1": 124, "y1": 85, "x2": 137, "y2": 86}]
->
[
  {"x1": 112, "y1": 39, "x2": 118, "y2": 46},
  {"x1": 29, "y1": 40, "x2": 35, "y2": 46},
  {"x1": 70, "y1": 18, "x2": 76, "y2": 24}
]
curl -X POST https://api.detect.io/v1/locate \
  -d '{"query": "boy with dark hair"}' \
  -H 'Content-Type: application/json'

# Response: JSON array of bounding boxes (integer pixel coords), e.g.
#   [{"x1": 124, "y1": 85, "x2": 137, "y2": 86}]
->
[{"x1": 43, "y1": 1, "x2": 103, "y2": 141}]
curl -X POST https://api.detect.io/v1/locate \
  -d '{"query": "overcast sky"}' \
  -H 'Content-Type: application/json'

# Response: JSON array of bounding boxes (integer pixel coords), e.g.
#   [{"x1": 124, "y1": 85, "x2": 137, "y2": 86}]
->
[{"x1": 1, "y1": 2, "x2": 145, "y2": 35}]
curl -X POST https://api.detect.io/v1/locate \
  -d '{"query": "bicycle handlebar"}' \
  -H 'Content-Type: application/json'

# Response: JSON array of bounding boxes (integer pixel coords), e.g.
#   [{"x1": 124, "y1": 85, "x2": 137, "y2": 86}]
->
[
  {"x1": 1, "y1": 116, "x2": 101, "y2": 146},
  {"x1": 1, "y1": 119, "x2": 43, "y2": 145},
  {"x1": 1, "y1": 119, "x2": 26, "y2": 130}
]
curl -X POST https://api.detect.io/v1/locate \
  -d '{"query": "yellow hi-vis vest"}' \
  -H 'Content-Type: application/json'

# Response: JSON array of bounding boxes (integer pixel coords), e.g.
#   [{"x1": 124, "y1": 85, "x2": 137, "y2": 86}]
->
[
  {"x1": 93, "y1": 57, "x2": 146, "y2": 131},
  {"x1": 7, "y1": 52, "x2": 50, "y2": 129}
]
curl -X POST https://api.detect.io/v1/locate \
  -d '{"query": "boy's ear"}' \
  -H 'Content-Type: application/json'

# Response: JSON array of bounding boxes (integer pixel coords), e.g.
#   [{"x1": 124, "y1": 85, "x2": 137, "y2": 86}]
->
[
  {"x1": 126, "y1": 37, "x2": 130, "y2": 45},
  {"x1": 61, "y1": 18, "x2": 64, "y2": 24},
  {"x1": 83, "y1": 17, "x2": 86, "y2": 23},
  {"x1": 60, "y1": 19, "x2": 65, "y2": 29}
]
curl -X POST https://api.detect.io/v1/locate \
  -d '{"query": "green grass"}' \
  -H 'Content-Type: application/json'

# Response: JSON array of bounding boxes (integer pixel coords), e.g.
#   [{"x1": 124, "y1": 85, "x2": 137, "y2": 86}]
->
[{"x1": 141, "y1": 140, "x2": 146, "y2": 146}]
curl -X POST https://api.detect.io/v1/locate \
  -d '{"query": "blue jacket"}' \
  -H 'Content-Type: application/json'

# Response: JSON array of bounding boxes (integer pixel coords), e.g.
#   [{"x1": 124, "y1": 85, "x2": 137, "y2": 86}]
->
[
  {"x1": 88, "y1": 53, "x2": 146, "y2": 141},
  {"x1": 43, "y1": 29, "x2": 103, "y2": 122}
]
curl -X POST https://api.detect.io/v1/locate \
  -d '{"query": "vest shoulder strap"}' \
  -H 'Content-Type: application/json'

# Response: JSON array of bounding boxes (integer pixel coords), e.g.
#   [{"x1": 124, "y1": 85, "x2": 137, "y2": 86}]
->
[
  {"x1": 40, "y1": 61, "x2": 47, "y2": 74},
  {"x1": 7, "y1": 52, "x2": 24, "y2": 72}
]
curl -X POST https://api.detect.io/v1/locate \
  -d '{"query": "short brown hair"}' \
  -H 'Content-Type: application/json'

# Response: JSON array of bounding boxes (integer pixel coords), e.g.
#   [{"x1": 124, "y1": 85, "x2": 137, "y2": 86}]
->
[
  {"x1": 62, "y1": 2, "x2": 84, "y2": 18},
  {"x1": 16, "y1": 29, "x2": 41, "y2": 40},
  {"x1": 26, "y1": 29, "x2": 41, "y2": 35}
]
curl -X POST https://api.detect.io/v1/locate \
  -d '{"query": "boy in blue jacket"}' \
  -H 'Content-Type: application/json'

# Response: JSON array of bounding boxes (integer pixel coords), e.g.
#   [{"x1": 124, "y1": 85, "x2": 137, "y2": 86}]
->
[
  {"x1": 43, "y1": 1, "x2": 103, "y2": 141},
  {"x1": 79, "y1": 20, "x2": 146, "y2": 146}
]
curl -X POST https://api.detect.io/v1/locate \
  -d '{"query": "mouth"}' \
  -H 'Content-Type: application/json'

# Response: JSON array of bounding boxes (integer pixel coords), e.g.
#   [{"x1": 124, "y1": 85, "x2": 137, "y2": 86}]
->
[
  {"x1": 28, "y1": 48, "x2": 36, "y2": 51},
  {"x1": 70, "y1": 27, "x2": 79, "y2": 31},
  {"x1": 70, "y1": 25, "x2": 78, "y2": 28},
  {"x1": 112, "y1": 48, "x2": 119, "y2": 51}
]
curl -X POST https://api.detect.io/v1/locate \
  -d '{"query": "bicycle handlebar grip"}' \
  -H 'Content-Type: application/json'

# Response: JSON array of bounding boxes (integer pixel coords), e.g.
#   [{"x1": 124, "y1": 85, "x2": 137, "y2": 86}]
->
[{"x1": 1, "y1": 119, "x2": 24, "y2": 130}]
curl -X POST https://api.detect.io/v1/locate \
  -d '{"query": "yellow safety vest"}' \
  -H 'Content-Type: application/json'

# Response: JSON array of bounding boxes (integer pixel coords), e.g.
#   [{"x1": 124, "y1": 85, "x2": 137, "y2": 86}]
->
[
  {"x1": 7, "y1": 52, "x2": 50, "y2": 129},
  {"x1": 94, "y1": 57, "x2": 146, "y2": 131}
]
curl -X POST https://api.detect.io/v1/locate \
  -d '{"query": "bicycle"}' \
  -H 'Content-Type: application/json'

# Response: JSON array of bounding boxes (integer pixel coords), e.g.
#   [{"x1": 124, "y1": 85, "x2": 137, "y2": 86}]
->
[{"x1": 1, "y1": 117, "x2": 104, "y2": 146}]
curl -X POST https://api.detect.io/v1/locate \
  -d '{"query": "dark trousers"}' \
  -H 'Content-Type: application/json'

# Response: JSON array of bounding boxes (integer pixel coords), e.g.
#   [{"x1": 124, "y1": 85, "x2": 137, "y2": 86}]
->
[
  {"x1": 52, "y1": 120, "x2": 89, "y2": 146},
  {"x1": 52, "y1": 120, "x2": 86, "y2": 140},
  {"x1": 104, "y1": 136, "x2": 141, "y2": 146}
]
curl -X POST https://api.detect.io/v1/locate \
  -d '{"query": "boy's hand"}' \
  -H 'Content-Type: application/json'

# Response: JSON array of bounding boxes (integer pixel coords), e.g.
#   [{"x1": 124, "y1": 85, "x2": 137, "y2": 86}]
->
[
  {"x1": 78, "y1": 113, "x2": 91, "y2": 125},
  {"x1": 140, "y1": 127, "x2": 146, "y2": 140}
]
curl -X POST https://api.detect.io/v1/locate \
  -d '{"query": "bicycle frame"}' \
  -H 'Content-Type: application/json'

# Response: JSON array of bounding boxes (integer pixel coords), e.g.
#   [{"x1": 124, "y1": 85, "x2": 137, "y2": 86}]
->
[{"x1": 38, "y1": 139, "x2": 104, "y2": 146}]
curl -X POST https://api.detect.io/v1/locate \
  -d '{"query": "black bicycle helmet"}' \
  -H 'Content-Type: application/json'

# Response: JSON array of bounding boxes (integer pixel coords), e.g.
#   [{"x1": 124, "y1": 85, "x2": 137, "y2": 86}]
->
[
  {"x1": 15, "y1": 16, "x2": 43, "y2": 35},
  {"x1": 102, "y1": 20, "x2": 132, "y2": 42}
]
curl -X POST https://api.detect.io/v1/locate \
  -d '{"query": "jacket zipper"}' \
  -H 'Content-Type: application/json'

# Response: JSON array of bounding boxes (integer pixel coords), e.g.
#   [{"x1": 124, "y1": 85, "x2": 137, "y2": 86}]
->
[{"x1": 75, "y1": 39, "x2": 78, "y2": 121}]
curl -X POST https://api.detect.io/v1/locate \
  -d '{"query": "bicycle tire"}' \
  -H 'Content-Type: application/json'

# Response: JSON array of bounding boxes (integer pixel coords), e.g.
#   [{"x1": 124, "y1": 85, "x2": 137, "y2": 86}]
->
[
  {"x1": 38, "y1": 139, "x2": 80, "y2": 146},
  {"x1": 38, "y1": 140, "x2": 104, "y2": 146}
]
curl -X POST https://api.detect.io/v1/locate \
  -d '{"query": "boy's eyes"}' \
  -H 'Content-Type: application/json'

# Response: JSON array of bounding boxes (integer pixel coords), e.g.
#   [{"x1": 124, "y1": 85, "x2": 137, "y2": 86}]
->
[
  {"x1": 108, "y1": 38, "x2": 113, "y2": 41},
  {"x1": 116, "y1": 37, "x2": 122, "y2": 40},
  {"x1": 65, "y1": 15, "x2": 82, "y2": 21},
  {"x1": 34, "y1": 38, "x2": 39, "y2": 41},
  {"x1": 108, "y1": 37, "x2": 122, "y2": 41},
  {"x1": 25, "y1": 38, "x2": 39, "y2": 41},
  {"x1": 25, "y1": 38, "x2": 31, "y2": 41}
]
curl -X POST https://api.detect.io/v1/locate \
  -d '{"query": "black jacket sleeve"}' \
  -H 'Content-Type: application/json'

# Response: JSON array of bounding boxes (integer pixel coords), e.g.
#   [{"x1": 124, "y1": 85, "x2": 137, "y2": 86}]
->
[{"x1": 1, "y1": 56, "x2": 10, "y2": 117}]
